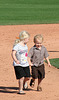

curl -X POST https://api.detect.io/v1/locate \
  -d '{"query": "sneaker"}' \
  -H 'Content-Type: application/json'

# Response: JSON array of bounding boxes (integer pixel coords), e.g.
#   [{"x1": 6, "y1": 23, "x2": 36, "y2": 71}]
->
[
  {"x1": 18, "y1": 90, "x2": 26, "y2": 94},
  {"x1": 23, "y1": 82, "x2": 28, "y2": 90},
  {"x1": 37, "y1": 86, "x2": 42, "y2": 91},
  {"x1": 30, "y1": 79, "x2": 35, "y2": 87}
]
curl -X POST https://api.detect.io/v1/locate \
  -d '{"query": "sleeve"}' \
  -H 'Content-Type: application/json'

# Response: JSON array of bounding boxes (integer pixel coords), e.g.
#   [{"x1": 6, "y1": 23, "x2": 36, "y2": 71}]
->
[
  {"x1": 12, "y1": 44, "x2": 18, "y2": 51},
  {"x1": 28, "y1": 47, "x2": 34, "y2": 58},
  {"x1": 44, "y1": 47, "x2": 49, "y2": 58}
]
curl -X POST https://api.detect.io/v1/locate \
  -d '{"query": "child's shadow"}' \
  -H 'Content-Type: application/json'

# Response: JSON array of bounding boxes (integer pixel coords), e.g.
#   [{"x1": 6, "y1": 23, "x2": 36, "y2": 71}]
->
[
  {"x1": 0, "y1": 86, "x2": 33, "y2": 94},
  {"x1": 23, "y1": 88, "x2": 33, "y2": 91},
  {"x1": 0, "y1": 86, "x2": 18, "y2": 94}
]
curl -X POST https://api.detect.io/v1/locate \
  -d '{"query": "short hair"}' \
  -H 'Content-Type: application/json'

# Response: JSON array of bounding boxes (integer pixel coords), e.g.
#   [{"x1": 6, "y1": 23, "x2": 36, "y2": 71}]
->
[{"x1": 34, "y1": 34, "x2": 43, "y2": 43}]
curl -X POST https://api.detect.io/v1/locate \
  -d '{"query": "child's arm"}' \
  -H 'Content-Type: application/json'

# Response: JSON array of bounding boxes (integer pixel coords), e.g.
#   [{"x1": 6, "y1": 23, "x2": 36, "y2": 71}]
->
[
  {"x1": 27, "y1": 57, "x2": 33, "y2": 66},
  {"x1": 12, "y1": 50, "x2": 20, "y2": 64},
  {"x1": 46, "y1": 57, "x2": 51, "y2": 67}
]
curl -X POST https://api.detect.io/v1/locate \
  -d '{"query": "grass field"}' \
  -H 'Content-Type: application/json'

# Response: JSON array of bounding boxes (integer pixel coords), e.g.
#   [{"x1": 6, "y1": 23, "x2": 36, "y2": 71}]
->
[
  {"x1": 45, "y1": 58, "x2": 59, "y2": 69},
  {"x1": 0, "y1": 0, "x2": 59, "y2": 25},
  {"x1": 0, "y1": 0, "x2": 59, "y2": 69}
]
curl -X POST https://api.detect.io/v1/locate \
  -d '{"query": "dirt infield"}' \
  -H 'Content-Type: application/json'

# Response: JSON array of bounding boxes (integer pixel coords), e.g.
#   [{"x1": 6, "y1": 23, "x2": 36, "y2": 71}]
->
[{"x1": 0, "y1": 24, "x2": 59, "y2": 100}]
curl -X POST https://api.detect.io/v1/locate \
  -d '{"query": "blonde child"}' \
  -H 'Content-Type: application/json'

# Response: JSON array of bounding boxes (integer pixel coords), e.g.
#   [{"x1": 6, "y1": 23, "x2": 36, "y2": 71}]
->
[
  {"x1": 12, "y1": 31, "x2": 30, "y2": 94},
  {"x1": 28, "y1": 34, "x2": 51, "y2": 91}
]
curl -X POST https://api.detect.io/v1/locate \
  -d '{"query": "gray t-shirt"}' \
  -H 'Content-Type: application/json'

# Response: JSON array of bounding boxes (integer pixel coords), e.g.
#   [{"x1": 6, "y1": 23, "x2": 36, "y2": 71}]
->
[
  {"x1": 28, "y1": 45, "x2": 49, "y2": 66},
  {"x1": 12, "y1": 43, "x2": 29, "y2": 67}
]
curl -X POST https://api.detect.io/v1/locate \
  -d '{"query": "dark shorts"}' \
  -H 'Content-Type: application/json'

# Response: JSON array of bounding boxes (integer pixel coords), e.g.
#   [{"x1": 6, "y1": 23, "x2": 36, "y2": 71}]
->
[
  {"x1": 31, "y1": 64, "x2": 45, "y2": 79},
  {"x1": 14, "y1": 66, "x2": 30, "y2": 79}
]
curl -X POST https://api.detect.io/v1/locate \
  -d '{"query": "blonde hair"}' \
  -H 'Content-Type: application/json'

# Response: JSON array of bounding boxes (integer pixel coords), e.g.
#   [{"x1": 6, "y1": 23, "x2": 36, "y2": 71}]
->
[
  {"x1": 13, "y1": 31, "x2": 30, "y2": 47},
  {"x1": 19, "y1": 31, "x2": 30, "y2": 41},
  {"x1": 13, "y1": 39, "x2": 20, "y2": 47},
  {"x1": 34, "y1": 34, "x2": 43, "y2": 43}
]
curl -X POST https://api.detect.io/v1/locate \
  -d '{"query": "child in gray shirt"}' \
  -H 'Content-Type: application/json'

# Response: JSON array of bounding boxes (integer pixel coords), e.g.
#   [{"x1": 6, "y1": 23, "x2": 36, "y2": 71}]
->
[{"x1": 28, "y1": 34, "x2": 51, "y2": 91}]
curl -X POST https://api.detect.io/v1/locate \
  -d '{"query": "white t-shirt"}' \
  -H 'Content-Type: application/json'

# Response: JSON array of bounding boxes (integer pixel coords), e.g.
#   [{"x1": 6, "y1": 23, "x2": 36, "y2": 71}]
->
[{"x1": 12, "y1": 43, "x2": 29, "y2": 67}]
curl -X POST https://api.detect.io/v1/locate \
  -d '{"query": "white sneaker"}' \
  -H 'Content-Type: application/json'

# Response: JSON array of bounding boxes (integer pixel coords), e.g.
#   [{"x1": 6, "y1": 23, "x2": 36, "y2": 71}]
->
[
  {"x1": 18, "y1": 90, "x2": 26, "y2": 94},
  {"x1": 23, "y1": 82, "x2": 28, "y2": 90}
]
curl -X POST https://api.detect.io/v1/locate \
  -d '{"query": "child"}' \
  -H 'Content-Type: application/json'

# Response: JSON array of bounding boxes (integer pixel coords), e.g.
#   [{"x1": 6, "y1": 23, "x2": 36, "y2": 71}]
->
[
  {"x1": 28, "y1": 34, "x2": 51, "y2": 91},
  {"x1": 12, "y1": 31, "x2": 30, "y2": 94}
]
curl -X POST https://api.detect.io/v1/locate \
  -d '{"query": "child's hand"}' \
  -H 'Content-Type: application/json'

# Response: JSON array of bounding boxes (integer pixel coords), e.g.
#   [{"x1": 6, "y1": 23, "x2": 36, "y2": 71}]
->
[
  {"x1": 46, "y1": 57, "x2": 51, "y2": 67},
  {"x1": 16, "y1": 60, "x2": 20, "y2": 64},
  {"x1": 48, "y1": 63, "x2": 51, "y2": 67},
  {"x1": 29, "y1": 63, "x2": 33, "y2": 66}
]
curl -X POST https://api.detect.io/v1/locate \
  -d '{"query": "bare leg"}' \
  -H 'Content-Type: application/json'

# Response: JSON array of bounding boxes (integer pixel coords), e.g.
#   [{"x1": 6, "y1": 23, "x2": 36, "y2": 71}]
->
[
  {"x1": 23, "y1": 77, "x2": 29, "y2": 85},
  {"x1": 32, "y1": 78, "x2": 35, "y2": 81},
  {"x1": 37, "y1": 79, "x2": 42, "y2": 91},
  {"x1": 38, "y1": 79, "x2": 42, "y2": 86},
  {"x1": 23, "y1": 77, "x2": 30, "y2": 89},
  {"x1": 30, "y1": 78, "x2": 35, "y2": 87},
  {"x1": 18, "y1": 77, "x2": 24, "y2": 91}
]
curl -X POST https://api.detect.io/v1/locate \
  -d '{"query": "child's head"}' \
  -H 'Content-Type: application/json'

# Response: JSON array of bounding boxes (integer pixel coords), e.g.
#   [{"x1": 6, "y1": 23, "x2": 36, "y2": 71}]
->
[
  {"x1": 19, "y1": 31, "x2": 30, "y2": 44},
  {"x1": 34, "y1": 34, "x2": 43, "y2": 48},
  {"x1": 13, "y1": 31, "x2": 30, "y2": 47},
  {"x1": 19, "y1": 31, "x2": 30, "y2": 41}
]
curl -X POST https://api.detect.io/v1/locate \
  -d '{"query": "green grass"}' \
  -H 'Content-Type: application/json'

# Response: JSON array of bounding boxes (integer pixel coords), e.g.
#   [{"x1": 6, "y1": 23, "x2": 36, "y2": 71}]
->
[
  {"x1": 45, "y1": 58, "x2": 59, "y2": 69},
  {"x1": 0, "y1": 0, "x2": 59, "y2": 25}
]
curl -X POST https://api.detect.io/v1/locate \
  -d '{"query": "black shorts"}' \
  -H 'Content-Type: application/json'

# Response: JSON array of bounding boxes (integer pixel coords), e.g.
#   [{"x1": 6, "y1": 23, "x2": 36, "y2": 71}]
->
[
  {"x1": 31, "y1": 64, "x2": 45, "y2": 79},
  {"x1": 14, "y1": 66, "x2": 30, "y2": 79}
]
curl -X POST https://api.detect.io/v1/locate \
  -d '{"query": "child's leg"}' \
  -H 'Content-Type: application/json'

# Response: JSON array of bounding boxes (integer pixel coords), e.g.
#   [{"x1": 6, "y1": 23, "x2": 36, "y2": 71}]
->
[
  {"x1": 38, "y1": 79, "x2": 42, "y2": 85},
  {"x1": 30, "y1": 78, "x2": 35, "y2": 87},
  {"x1": 30, "y1": 66, "x2": 38, "y2": 87},
  {"x1": 37, "y1": 79, "x2": 42, "y2": 91},
  {"x1": 18, "y1": 77, "x2": 24, "y2": 91},
  {"x1": 23, "y1": 66, "x2": 30, "y2": 89},
  {"x1": 23, "y1": 77, "x2": 30, "y2": 84},
  {"x1": 23, "y1": 77, "x2": 30, "y2": 89},
  {"x1": 31, "y1": 78, "x2": 35, "y2": 81}
]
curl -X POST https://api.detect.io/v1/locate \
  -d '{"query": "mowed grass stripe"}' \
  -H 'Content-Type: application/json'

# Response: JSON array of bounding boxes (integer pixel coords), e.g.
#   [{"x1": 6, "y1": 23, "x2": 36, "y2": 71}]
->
[{"x1": 0, "y1": 0, "x2": 59, "y2": 25}]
